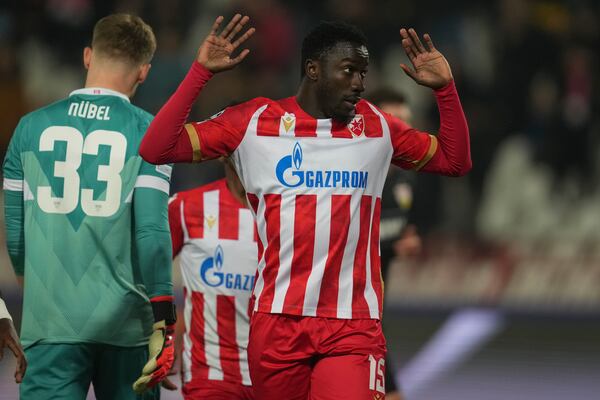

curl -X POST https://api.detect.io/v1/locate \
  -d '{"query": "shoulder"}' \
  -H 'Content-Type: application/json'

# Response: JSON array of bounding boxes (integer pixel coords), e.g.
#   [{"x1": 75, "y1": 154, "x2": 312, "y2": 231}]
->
[
  {"x1": 220, "y1": 97, "x2": 274, "y2": 116},
  {"x1": 173, "y1": 179, "x2": 225, "y2": 201}
]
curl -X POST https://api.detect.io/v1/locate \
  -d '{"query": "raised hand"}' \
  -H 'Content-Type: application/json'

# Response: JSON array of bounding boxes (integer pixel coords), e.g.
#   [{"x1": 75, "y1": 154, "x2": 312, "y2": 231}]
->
[
  {"x1": 197, "y1": 14, "x2": 255, "y2": 73},
  {"x1": 399, "y1": 28, "x2": 453, "y2": 89}
]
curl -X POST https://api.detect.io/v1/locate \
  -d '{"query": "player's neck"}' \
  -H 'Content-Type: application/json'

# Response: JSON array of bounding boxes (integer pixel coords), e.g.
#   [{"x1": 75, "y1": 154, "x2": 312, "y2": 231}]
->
[
  {"x1": 296, "y1": 82, "x2": 327, "y2": 119},
  {"x1": 85, "y1": 64, "x2": 138, "y2": 99}
]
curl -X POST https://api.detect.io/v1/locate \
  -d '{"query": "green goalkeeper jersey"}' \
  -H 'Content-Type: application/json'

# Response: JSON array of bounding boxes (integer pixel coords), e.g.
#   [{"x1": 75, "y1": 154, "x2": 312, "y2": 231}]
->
[{"x1": 3, "y1": 88, "x2": 173, "y2": 348}]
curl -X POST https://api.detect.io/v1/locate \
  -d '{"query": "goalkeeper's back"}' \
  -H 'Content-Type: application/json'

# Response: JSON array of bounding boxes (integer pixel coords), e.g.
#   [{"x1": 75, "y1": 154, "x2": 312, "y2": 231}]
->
[{"x1": 2, "y1": 14, "x2": 173, "y2": 348}]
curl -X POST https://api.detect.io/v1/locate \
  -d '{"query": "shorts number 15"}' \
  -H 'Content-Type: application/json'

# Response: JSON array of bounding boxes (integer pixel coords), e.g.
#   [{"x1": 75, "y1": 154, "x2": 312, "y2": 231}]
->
[{"x1": 368, "y1": 354, "x2": 385, "y2": 393}]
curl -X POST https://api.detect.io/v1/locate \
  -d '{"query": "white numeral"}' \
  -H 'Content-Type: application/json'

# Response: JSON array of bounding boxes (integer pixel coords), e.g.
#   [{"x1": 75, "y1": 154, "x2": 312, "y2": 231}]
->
[
  {"x1": 368, "y1": 354, "x2": 385, "y2": 393},
  {"x1": 37, "y1": 126, "x2": 127, "y2": 217}
]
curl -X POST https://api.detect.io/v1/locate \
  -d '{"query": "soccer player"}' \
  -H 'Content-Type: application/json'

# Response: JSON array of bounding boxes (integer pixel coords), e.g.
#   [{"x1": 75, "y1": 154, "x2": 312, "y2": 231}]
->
[
  {"x1": 0, "y1": 291, "x2": 27, "y2": 383},
  {"x1": 140, "y1": 14, "x2": 471, "y2": 400},
  {"x1": 168, "y1": 161, "x2": 256, "y2": 399},
  {"x1": 2, "y1": 14, "x2": 175, "y2": 399}
]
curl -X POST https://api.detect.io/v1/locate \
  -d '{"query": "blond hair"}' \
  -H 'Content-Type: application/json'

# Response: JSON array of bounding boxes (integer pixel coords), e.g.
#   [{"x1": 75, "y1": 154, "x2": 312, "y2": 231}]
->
[{"x1": 92, "y1": 14, "x2": 156, "y2": 65}]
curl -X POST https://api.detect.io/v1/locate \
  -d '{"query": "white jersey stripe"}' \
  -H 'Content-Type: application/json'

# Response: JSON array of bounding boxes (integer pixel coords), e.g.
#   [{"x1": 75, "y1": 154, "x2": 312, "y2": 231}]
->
[
  {"x1": 302, "y1": 195, "x2": 331, "y2": 315},
  {"x1": 203, "y1": 292, "x2": 224, "y2": 380},
  {"x1": 251, "y1": 197, "x2": 267, "y2": 309},
  {"x1": 270, "y1": 193, "x2": 295, "y2": 313},
  {"x1": 134, "y1": 175, "x2": 170, "y2": 195},
  {"x1": 238, "y1": 208, "x2": 255, "y2": 241},
  {"x1": 3, "y1": 178, "x2": 23, "y2": 191},
  {"x1": 180, "y1": 200, "x2": 190, "y2": 242},
  {"x1": 203, "y1": 190, "x2": 219, "y2": 239},
  {"x1": 182, "y1": 290, "x2": 193, "y2": 383},
  {"x1": 363, "y1": 200, "x2": 380, "y2": 318},
  {"x1": 235, "y1": 296, "x2": 252, "y2": 386},
  {"x1": 337, "y1": 194, "x2": 361, "y2": 318},
  {"x1": 315, "y1": 119, "x2": 332, "y2": 137}
]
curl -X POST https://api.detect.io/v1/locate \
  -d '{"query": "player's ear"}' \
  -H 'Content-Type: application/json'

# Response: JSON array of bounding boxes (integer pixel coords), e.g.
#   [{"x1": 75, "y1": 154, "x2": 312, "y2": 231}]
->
[
  {"x1": 305, "y1": 59, "x2": 319, "y2": 81},
  {"x1": 137, "y1": 63, "x2": 151, "y2": 84},
  {"x1": 83, "y1": 47, "x2": 92, "y2": 70}
]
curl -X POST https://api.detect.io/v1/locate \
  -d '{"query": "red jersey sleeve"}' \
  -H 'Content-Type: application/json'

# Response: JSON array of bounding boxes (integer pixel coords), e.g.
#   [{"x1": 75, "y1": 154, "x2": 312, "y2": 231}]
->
[
  {"x1": 384, "y1": 112, "x2": 437, "y2": 171},
  {"x1": 184, "y1": 99, "x2": 263, "y2": 161},
  {"x1": 168, "y1": 194, "x2": 184, "y2": 257},
  {"x1": 385, "y1": 80, "x2": 471, "y2": 176}
]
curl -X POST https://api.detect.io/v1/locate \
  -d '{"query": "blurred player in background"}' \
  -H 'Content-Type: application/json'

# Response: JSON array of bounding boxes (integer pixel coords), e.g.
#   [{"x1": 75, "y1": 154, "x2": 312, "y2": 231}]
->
[
  {"x1": 168, "y1": 160, "x2": 256, "y2": 399},
  {"x1": 370, "y1": 89, "x2": 421, "y2": 400},
  {"x1": 0, "y1": 290, "x2": 26, "y2": 384},
  {"x1": 2, "y1": 14, "x2": 175, "y2": 399},
  {"x1": 140, "y1": 13, "x2": 471, "y2": 400}
]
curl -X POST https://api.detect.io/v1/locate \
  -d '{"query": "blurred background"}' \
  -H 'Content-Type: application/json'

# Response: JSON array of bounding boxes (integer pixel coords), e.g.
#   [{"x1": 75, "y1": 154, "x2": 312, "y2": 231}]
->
[{"x1": 1, "y1": 0, "x2": 599, "y2": 399}]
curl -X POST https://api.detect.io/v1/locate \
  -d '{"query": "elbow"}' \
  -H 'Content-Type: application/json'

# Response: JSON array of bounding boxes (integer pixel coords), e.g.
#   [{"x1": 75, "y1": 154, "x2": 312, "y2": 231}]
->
[
  {"x1": 139, "y1": 139, "x2": 162, "y2": 165},
  {"x1": 451, "y1": 157, "x2": 472, "y2": 177}
]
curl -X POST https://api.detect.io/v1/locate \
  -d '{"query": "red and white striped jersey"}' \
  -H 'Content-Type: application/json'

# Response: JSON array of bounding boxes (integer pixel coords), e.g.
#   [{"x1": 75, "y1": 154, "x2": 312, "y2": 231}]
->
[
  {"x1": 185, "y1": 97, "x2": 436, "y2": 320},
  {"x1": 169, "y1": 179, "x2": 257, "y2": 386}
]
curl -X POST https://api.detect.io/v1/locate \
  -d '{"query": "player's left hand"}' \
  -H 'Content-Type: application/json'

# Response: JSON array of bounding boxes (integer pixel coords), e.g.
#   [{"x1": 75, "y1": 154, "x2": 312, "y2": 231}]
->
[
  {"x1": 132, "y1": 320, "x2": 175, "y2": 394},
  {"x1": 399, "y1": 28, "x2": 453, "y2": 89}
]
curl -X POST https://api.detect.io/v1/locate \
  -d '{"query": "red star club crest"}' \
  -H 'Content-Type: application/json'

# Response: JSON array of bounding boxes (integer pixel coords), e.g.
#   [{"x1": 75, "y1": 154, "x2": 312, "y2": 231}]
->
[{"x1": 348, "y1": 114, "x2": 365, "y2": 137}]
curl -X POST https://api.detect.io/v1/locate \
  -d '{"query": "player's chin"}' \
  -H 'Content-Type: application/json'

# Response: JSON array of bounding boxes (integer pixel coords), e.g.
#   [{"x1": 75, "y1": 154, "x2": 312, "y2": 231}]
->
[{"x1": 333, "y1": 106, "x2": 356, "y2": 123}]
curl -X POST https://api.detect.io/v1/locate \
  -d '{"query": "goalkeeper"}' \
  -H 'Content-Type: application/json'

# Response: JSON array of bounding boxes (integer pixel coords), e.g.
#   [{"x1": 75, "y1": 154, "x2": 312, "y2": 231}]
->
[{"x1": 3, "y1": 14, "x2": 174, "y2": 399}]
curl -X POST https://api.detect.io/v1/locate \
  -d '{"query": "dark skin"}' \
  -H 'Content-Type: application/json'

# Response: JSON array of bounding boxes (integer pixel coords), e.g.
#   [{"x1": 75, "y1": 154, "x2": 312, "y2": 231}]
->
[
  {"x1": 195, "y1": 15, "x2": 452, "y2": 124},
  {"x1": 0, "y1": 317, "x2": 27, "y2": 383},
  {"x1": 297, "y1": 42, "x2": 368, "y2": 123},
  {"x1": 194, "y1": 13, "x2": 452, "y2": 119}
]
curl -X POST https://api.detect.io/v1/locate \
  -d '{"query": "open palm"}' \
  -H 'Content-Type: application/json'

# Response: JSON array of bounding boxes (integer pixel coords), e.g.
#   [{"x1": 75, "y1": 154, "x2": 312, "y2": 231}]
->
[
  {"x1": 197, "y1": 14, "x2": 255, "y2": 73},
  {"x1": 400, "y1": 28, "x2": 453, "y2": 89}
]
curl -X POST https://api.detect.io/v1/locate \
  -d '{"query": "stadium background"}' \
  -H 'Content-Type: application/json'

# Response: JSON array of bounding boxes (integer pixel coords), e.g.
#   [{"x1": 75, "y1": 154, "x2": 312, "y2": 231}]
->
[{"x1": 1, "y1": 0, "x2": 599, "y2": 398}]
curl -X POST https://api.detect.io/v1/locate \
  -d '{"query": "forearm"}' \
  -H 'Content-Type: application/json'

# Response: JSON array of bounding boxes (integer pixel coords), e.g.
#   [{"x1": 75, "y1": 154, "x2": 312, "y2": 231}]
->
[
  {"x1": 134, "y1": 188, "x2": 174, "y2": 298},
  {"x1": 3, "y1": 190, "x2": 24, "y2": 275},
  {"x1": 421, "y1": 81, "x2": 472, "y2": 176},
  {"x1": 139, "y1": 62, "x2": 214, "y2": 164},
  {"x1": 136, "y1": 226, "x2": 173, "y2": 298}
]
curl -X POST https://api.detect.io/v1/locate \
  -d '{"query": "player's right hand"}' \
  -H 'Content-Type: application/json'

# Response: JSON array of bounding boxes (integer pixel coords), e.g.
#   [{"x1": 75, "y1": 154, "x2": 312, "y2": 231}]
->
[
  {"x1": 197, "y1": 14, "x2": 255, "y2": 73},
  {"x1": 0, "y1": 318, "x2": 27, "y2": 383}
]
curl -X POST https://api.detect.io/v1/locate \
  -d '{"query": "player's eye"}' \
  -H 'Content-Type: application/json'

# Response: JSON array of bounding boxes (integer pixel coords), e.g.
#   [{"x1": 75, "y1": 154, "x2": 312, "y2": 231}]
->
[{"x1": 343, "y1": 67, "x2": 352, "y2": 74}]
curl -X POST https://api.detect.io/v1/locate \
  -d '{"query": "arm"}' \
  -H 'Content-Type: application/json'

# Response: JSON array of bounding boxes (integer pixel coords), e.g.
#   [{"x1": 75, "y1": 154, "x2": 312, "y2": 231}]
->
[
  {"x1": 168, "y1": 194, "x2": 185, "y2": 257},
  {"x1": 132, "y1": 160, "x2": 177, "y2": 393},
  {"x1": 3, "y1": 120, "x2": 26, "y2": 278},
  {"x1": 0, "y1": 293, "x2": 27, "y2": 383},
  {"x1": 397, "y1": 28, "x2": 471, "y2": 176},
  {"x1": 139, "y1": 14, "x2": 255, "y2": 165},
  {"x1": 132, "y1": 163, "x2": 174, "y2": 301}
]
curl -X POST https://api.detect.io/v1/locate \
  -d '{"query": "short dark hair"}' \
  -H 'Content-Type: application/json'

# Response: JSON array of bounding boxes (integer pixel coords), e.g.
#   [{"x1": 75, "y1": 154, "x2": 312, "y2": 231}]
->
[
  {"x1": 301, "y1": 21, "x2": 367, "y2": 77},
  {"x1": 92, "y1": 14, "x2": 156, "y2": 65},
  {"x1": 368, "y1": 88, "x2": 406, "y2": 107}
]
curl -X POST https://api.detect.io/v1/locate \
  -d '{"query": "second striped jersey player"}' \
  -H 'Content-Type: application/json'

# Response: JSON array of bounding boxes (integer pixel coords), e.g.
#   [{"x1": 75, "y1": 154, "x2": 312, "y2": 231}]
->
[{"x1": 169, "y1": 165, "x2": 257, "y2": 399}]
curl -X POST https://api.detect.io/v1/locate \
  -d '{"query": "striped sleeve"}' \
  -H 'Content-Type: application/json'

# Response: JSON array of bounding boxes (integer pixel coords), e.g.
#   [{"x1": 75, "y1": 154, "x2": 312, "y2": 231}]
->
[{"x1": 135, "y1": 160, "x2": 172, "y2": 195}]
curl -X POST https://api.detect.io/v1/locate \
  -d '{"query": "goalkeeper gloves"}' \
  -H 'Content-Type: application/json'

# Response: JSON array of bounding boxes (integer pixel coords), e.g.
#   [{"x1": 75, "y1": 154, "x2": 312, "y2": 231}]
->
[{"x1": 133, "y1": 297, "x2": 176, "y2": 394}]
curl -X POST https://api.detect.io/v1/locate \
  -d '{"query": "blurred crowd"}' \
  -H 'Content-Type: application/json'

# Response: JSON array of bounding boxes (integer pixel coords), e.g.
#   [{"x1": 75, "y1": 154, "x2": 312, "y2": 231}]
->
[{"x1": 1, "y1": 0, "x2": 599, "y2": 308}]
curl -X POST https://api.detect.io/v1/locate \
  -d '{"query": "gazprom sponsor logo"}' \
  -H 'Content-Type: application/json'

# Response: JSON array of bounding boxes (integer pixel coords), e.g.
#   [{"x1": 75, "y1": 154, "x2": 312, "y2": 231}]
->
[
  {"x1": 199, "y1": 245, "x2": 255, "y2": 291},
  {"x1": 275, "y1": 142, "x2": 368, "y2": 189}
]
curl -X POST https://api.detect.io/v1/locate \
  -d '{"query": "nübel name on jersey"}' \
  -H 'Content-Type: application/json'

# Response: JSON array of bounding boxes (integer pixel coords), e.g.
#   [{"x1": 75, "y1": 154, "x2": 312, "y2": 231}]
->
[
  {"x1": 276, "y1": 142, "x2": 368, "y2": 189},
  {"x1": 200, "y1": 245, "x2": 255, "y2": 291},
  {"x1": 68, "y1": 101, "x2": 111, "y2": 120}
]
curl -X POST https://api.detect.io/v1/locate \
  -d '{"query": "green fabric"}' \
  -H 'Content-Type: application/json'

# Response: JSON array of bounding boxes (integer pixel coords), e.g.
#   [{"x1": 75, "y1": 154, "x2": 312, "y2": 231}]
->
[
  {"x1": 20, "y1": 342, "x2": 160, "y2": 400},
  {"x1": 2, "y1": 93, "x2": 172, "y2": 347}
]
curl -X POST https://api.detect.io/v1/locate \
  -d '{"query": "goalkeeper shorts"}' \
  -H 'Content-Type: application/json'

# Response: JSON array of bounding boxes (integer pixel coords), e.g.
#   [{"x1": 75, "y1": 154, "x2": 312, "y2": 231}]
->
[{"x1": 20, "y1": 342, "x2": 160, "y2": 400}]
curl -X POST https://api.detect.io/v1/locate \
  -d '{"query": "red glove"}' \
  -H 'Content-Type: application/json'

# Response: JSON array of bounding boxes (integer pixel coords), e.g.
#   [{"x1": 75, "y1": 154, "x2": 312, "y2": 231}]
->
[{"x1": 133, "y1": 298, "x2": 176, "y2": 394}]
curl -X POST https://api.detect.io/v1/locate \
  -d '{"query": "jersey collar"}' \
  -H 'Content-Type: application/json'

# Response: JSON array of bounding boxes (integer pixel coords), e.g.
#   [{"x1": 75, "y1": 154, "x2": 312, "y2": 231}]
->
[{"x1": 69, "y1": 87, "x2": 130, "y2": 103}]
